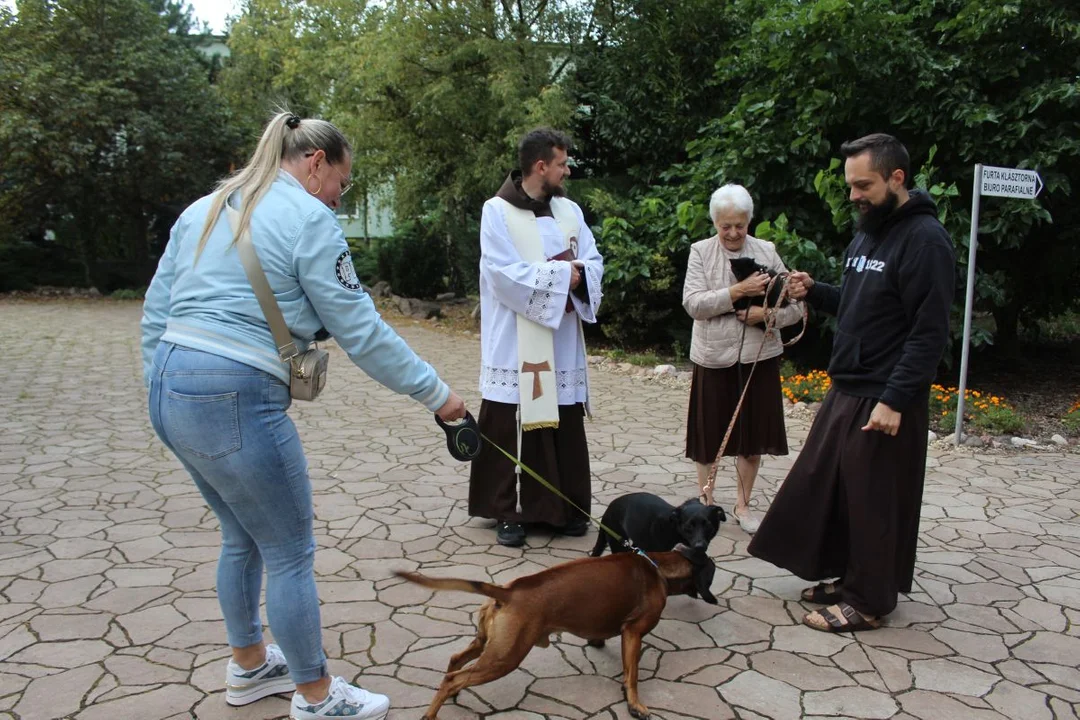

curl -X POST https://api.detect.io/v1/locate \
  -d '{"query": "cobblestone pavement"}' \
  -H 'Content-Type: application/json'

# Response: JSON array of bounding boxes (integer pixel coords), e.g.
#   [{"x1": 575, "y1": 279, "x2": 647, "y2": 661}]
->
[{"x1": 2, "y1": 300, "x2": 1079, "y2": 720}]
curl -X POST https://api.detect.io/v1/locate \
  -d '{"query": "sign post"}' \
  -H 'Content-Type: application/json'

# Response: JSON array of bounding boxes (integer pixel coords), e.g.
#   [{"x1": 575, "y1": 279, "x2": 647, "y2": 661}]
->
[{"x1": 954, "y1": 165, "x2": 1043, "y2": 445}]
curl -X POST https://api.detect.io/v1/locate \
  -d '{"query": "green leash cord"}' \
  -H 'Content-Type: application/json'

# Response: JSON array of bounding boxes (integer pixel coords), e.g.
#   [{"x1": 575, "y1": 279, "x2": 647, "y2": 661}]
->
[{"x1": 479, "y1": 432, "x2": 657, "y2": 568}]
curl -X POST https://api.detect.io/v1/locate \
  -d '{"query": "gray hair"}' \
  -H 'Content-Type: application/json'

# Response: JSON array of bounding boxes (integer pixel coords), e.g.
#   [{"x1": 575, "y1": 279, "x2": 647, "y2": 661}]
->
[
  {"x1": 709, "y1": 184, "x2": 754, "y2": 224},
  {"x1": 195, "y1": 109, "x2": 351, "y2": 263}
]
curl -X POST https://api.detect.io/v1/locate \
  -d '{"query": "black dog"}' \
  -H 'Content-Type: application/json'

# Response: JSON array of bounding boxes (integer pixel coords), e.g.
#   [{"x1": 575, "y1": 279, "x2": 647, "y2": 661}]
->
[
  {"x1": 729, "y1": 257, "x2": 789, "y2": 312},
  {"x1": 590, "y1": 493, "x2": 725, "y2": 557}
]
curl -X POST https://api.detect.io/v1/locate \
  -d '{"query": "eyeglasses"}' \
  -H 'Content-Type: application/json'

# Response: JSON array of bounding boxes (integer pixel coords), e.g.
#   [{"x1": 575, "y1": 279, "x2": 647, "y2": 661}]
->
[
  {"x1": 331, "y1": 164, "x2": 353, "y2": 196},
  {"x1": 304, "y1": 152, "x2": 352, "y2": 196}
]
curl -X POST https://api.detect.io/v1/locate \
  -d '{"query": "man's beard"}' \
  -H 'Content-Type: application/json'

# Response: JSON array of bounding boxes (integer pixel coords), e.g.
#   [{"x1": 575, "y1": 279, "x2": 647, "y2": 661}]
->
[
  {"x1": 542, "y1": 178, "x2": 566, "y2": 198},
  {"x1": 855, "y1": 189, "x2": 899, "y2": 234}
]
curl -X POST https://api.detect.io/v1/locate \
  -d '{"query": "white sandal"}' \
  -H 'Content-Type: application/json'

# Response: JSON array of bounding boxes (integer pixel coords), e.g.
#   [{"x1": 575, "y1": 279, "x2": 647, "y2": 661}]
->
[{"x1": 733, "y1": 507, "x2": 760, "y2": 534}]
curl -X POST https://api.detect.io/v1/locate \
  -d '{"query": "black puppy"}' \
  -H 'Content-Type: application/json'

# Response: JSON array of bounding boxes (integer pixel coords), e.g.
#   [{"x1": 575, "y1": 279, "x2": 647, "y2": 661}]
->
[
  {"x1": 590, "y1": 493, "x2": 725, "y2": 557},
  {"x1": 729, "y1": 257, "x2": 789, "y2": 311}
]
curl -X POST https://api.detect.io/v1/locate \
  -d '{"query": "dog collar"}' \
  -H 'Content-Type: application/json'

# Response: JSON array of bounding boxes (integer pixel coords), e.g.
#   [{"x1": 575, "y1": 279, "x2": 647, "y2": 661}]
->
[
  {"x1": 637, "y1": 549, "x2": 658, "y2": 569},
  {"x1": 628, "y1": 544, "x2": 658, "y2": 569}
]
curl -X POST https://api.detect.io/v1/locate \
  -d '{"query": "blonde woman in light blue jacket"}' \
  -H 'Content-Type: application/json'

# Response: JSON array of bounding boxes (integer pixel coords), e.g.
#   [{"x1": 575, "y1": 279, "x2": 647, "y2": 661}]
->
[{"x1": 141, "y1": 111, "x2": 464, "y2": 720}]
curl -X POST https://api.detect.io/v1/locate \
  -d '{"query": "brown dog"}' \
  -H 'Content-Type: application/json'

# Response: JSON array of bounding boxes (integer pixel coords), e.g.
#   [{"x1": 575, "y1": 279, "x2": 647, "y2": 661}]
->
[{"x1": 395, "y1": 545, "x2": 716, "y2": 719}]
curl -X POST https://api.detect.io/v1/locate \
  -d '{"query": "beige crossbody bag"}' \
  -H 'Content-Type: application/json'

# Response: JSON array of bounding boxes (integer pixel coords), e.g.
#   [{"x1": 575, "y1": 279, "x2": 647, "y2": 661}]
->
[{"x1": 226, "y1": 205, "x2": 329, "y2": 401}]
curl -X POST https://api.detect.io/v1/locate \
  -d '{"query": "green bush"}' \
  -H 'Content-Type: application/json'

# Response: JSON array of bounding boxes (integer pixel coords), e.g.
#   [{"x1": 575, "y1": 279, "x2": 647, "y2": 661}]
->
[
  {"x1": 347, "y1": 239, "x2": 379, "y2": 285},
  {"x1": 0, "y1": 240, "x2": 84, "y2": 292},
  {"x1": 375, "y1": 219, "x2": 449, "y2": 299},
  {"x1": 109, "y1": 287, "x2": 146, "y2": 300},
  {"x1": 1023, "y1": 308, "x2": 1080, "y2": 345},
  {"x1": 598, "y1": 348, "x2": 667, "y2": 367},
  {"x1": 586, "y1": 189, "x2": 693, "y2": 350}
]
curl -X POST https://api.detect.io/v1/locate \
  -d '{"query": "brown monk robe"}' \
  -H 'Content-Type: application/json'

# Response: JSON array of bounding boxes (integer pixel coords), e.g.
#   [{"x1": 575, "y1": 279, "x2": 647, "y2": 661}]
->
[
  {"x1": 468, "y1": 172, "x2": 591, "y2": 533},
  {"x1": 468, "y1": 400, "x2": 591, "y2": 529},
  {"x1": 747, "y1": 390, "x2": 929, "y2": 617},
  {"x1": 471, "y1": 175, "x2": 588, "y2": 531},
  {"x1": 750, "y1": 136, "x2": 955, "y2": 630},
  {"x1": 470, "y1": 130, "x2": 603, "y2": 547}
]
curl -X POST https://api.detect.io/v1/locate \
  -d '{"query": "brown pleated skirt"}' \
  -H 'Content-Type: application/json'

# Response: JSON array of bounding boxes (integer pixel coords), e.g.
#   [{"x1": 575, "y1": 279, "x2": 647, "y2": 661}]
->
[
  {"x1": 468, "y1": 400, "x2": 591, "y2": 527},
  {"x1": 685, "y1": 356, "x2": 789, "y2": 463},
  {"x1": 748, "y1": 389, "x2": 930, "y2": 617}
]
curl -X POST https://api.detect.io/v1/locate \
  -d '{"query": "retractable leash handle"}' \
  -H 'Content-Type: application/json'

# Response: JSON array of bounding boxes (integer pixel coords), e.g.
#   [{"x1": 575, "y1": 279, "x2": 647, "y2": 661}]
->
[{"x1": 434, "y1": 411, "x2": 483, "y2": 461}]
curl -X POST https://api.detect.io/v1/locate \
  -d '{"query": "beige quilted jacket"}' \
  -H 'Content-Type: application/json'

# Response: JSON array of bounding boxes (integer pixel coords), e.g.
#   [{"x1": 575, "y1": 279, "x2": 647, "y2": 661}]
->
[{"x1": 682, "y1": 234, "x2": 805, "y2": 369}]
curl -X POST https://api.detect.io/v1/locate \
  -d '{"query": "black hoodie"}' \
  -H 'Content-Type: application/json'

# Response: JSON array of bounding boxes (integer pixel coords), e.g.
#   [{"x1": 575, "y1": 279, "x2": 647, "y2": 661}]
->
[{"x1": 806, "y1": 190, "x2": 956, "y2": 411}]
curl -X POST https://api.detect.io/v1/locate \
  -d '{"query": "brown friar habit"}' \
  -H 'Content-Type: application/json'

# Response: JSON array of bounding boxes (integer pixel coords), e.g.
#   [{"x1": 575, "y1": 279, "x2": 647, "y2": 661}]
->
[
  {"x1": 467, "y1": 173, "x2": 592, "y2": 528},
  {"x1": 495, "y1": 170, "x2": 554, "y2": 217},
  {"x1": 469, "y1": 401, "x2": 590, "y2": 526},
  {"x1": 748, "y1": 189, "x2": 955, "y2": 619},
  {"x1": 747, "y1": 389, "x2": 928, "y2": 617}
]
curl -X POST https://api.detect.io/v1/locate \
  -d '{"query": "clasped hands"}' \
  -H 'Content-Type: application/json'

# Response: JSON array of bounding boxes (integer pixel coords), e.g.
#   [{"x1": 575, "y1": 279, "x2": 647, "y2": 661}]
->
[{"x1": 567, "y1": 260, "x2": 583, "y2": 291}]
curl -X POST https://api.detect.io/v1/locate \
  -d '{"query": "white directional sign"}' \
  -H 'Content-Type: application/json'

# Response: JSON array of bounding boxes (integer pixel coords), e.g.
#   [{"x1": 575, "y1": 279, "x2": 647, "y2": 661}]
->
[
  {"x1": 980, "y1": 165, "x2": 1043, "y2": 199},
  {"x1": 955, "y1": 162, "x2": 1044, "y2": 445}
]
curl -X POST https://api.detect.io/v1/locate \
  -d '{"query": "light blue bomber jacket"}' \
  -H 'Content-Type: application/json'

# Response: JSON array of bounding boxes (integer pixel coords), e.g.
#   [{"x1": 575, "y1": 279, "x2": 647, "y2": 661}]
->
[{"x1": 141, "y1": 170, "x2": 450, "y2": 412}]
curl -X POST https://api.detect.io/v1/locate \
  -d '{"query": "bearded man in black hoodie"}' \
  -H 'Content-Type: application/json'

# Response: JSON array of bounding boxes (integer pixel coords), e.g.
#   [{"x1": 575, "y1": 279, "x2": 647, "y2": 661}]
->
[{"x1": 748, "y1": 134, "x2": 955, "y2": 633}]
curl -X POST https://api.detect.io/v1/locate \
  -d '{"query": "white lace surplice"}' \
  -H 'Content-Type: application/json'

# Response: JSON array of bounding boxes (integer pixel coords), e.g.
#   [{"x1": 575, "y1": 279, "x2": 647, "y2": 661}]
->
[{"x1": 478, "y1": 197, "x2": 604, "y2": 405}]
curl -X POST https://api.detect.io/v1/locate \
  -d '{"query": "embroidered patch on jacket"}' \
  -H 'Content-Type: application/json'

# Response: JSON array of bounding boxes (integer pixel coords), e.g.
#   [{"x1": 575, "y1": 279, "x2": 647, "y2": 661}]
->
[{"x1": 335, "y1": 250, "x2": 362, "y2": 290}]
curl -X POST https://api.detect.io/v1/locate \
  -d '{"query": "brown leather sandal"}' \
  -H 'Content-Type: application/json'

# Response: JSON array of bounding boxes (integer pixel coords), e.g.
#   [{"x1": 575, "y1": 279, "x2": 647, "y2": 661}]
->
[{"x1": 803, "y1": 602, "x2": 881, "y2": 633}]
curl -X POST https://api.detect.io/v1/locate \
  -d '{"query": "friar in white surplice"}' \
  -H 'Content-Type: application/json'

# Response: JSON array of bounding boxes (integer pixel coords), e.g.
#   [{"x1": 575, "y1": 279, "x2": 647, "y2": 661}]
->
[{"x1": 468, "y1": 128, "x2": 604, "y2": 547}]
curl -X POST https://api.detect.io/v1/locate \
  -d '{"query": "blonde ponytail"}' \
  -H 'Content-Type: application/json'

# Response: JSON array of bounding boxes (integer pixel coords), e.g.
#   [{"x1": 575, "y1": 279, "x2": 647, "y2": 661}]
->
[{"x1": 194, "y1": 109, "x2": 351, "y2": 264}]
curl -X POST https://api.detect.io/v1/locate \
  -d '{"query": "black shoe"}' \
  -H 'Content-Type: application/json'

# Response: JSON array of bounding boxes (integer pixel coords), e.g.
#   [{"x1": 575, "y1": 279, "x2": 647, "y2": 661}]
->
[
  {"x1": 561, "y1": 517, "x2": 589, "y2": 537},
  {"x1": 496, "y1": 521, "x2": 525, "y2": 547}
]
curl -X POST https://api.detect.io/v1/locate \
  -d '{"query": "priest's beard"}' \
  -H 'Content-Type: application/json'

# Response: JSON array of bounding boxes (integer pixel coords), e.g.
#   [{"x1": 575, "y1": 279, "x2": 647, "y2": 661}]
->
[
  {"x1": 542, "y1": 179, "x2": 567, "y2": 198},
  {"x1": 855, "y1": 189, "x2": 899, "y2": 234}
]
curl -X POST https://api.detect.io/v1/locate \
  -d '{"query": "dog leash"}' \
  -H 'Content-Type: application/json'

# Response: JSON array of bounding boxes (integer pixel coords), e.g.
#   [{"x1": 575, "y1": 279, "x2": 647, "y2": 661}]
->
[
  {"x1": 480, "y1": 432, "x2": 659, "y2": 569},
  {"x1": 703, "y1": 273, "x2": 808, "y2": 498}
]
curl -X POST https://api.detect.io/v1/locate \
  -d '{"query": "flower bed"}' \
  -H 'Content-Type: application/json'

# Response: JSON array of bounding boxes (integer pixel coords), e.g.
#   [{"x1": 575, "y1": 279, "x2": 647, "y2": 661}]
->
[
  {"x1": 779, "y1": 371, "x2": 1026, "y2": 437},
  {"x1": 1064, "y1": 399, "x2": 1080, "y2": 434},
  {"x1": 929, "y1": 384, "x2": 1023, "y2": 435},
  {"x1": 780, "y1": 370, "x2": 832, "y2": 404}
]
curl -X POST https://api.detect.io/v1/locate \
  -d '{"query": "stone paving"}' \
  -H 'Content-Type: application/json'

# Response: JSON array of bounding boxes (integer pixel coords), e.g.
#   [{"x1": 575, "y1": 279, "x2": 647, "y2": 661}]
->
[{"x1": 1, "y1": 299, "x2": 1079, "y2": 720}]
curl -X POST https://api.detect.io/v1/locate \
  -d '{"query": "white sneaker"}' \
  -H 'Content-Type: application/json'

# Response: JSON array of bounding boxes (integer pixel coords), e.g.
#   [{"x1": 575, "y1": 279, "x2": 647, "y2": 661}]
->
[
  {"x1": 735, "y1": 508, "x2": 761, "y2": 534},
  {"x1": 290, "y1": 676, "x2": 390, "y2": 720},
  {"x1": 226, "y1": 644, "x2": 295, "y2": 706}
]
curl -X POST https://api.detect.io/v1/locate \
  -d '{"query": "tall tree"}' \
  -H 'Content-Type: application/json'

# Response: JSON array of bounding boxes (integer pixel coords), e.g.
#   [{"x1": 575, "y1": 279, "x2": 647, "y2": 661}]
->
[
  {"x1": 0, "y1": 0, "x2": 241, "y2": 290},
  {"x1": 221, "y1": 0, "x2": 591, "y2": 294},
  {"x1": 217, "y1": 0, "x2": 334, "y2": 140},
  {"x1": 146, "y1": 0, "x2": 202, "y2": 34},
  {"x1": 591, "y1": 0, "x2": 1080, "y2": 352},
  {"x1": 568, "y1": 0, "x2": 746, "y2": 185},
  {"x1": 346, "y1": 0, "x2": 581, "y2": 292}
]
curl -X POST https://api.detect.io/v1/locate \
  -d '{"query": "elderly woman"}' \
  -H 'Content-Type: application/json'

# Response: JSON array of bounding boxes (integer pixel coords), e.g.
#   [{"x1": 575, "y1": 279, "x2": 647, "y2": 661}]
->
[{"x1": 683, "y1": 184, "x2": 804, "y2": 534}]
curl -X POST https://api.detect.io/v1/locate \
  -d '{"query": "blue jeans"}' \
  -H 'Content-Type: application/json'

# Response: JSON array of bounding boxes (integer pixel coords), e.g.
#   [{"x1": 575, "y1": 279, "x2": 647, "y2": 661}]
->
[{"x1": 148, "y1": 342, "x2": 327, "y2": 684}]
